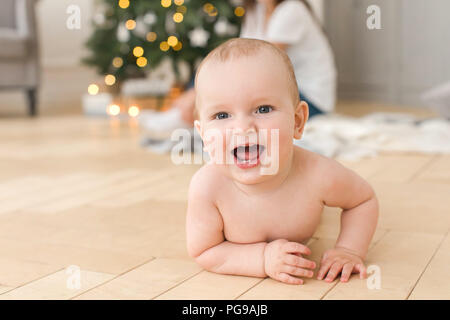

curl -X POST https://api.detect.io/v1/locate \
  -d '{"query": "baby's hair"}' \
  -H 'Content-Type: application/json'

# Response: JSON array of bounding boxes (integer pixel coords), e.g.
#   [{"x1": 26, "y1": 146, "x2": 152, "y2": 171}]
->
[{"x1": 194, "y1": 38, "x2": 300, "y2": 111}]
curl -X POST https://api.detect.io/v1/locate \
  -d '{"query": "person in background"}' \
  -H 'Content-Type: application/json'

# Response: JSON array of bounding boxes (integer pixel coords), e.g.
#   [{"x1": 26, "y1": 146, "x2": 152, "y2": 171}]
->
[{"x1": 141, "y1": 0, "x2": 336, "y2": 137}]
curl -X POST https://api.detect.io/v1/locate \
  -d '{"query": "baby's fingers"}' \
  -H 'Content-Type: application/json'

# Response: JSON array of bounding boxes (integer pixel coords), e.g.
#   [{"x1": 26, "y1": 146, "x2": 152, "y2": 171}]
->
[
  {"x1": 283, "y1": 242, "x2": 311, "y2": 256},
  {"x1": 325, "y1": 262, "x2": 344, "y2": 282},
  {"x1": 282, "y1": 265, "x2": 314, "y2": 278},
  {"x1": 340, "y1": 263, "x2": 354, "y2": 282},
  {"x1": 283, "y1": 254, "x2": 316, "y2": 270},
  {"x1": 278, "y1": 272, "x2": 304, "y2": 285},
  {"x1": 317, "y1": 260, "x2": 333, "y2": 280},
  {"x1": 355, "y1": 263, "x2": 367, "y2": 279}
]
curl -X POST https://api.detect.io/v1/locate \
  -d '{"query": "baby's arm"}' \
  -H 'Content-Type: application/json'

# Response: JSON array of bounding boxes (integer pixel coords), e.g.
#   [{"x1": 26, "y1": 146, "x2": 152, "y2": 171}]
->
[
  {"x1": 186, "y1": 170, "x2": 316, "y2": 284},
  {"x1": 317, "y1": 158, "x2": 379, "y2": 282}
]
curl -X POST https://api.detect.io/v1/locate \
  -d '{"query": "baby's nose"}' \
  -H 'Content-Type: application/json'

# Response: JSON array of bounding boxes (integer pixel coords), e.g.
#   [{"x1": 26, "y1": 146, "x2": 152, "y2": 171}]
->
[
  {"x1": 234, "y1": 118, "x2": 257, "y2": 134},
  {"x1": 231, "y1": 123, "x2": 258, "y2": 145}
]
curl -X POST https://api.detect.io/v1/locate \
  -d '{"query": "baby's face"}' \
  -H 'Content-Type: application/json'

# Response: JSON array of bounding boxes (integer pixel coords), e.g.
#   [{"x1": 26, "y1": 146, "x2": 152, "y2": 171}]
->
[{"x1": 195, "y1": 51, "x2": 307, "y2": 185}]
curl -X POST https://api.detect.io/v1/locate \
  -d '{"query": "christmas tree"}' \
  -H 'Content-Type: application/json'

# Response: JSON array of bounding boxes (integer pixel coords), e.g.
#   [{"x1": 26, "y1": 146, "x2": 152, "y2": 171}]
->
[{"x1": 83, "y1": 0, "x2": 245, "y2": 90}]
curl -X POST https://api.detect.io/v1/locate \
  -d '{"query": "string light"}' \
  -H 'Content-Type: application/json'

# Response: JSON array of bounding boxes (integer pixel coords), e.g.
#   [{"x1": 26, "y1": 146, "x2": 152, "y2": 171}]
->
[
  {"x1": 128, "y1": 106, "x2": 140, "y2": 117},
  {"x1": 104, "y1": 74, "x2": 116, "y2": 86},
  {"x1": 133, "y1": 46, "x2": 144, "y2": 57},
  {"x1": 173, "y1": 41, "x2": 182, "y2": 51},
  {"x1": 118, "y1": 0, "x2": 129, "y2": 9},
  {"x1": 173, "y1": 12, "x2": 183, "y2": 23},
  {"x1": 161, "y1": 0, "x2": 171, "y2": 8},
  {"x1": 112, "y1": 57, "x2": 123, "y2": 68},
  {"x1": 107, "y1": 104, "x2": 121, "y2": 116},
  {"x1": 203, "y1": 3, "x2": 213, "y2": 13},
  {"x1": 88, "y1": 84, "x2": 99, "y2": 95},
  {"x1": 209, "y1": 7, "x2": 218, "y2": 16},
  {"x1": 234, "y1": 6, "x2": 245, "y2": 17},
  {"x1": 176, "y1": 5, "x2": 187, "y2": 14},
  {"x1": 146, "y1": 32, "x2": 157, "y2": 42},
  {"x1": 160, "y1": 41, "x2": 170, "y2": 51},
  {"x1": 136, "y1": 57, "x2": 148, "y2": 67},
  {"x1": 125, "y1": 19, "x2": 136, "y2": 30},
  {"x1": 167, "y1": 36, "x2": 178, "y2": 47}
]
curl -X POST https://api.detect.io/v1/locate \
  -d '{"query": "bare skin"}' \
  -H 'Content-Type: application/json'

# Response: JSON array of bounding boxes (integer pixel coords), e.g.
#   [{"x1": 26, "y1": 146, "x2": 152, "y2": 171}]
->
[{"x1": 186, "y1": 50, "x2": 379, "y2": 285}]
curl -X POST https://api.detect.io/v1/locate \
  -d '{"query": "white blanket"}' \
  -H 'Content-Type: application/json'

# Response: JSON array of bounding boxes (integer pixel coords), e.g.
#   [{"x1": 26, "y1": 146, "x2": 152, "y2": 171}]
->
[{"x1": 294, "y1": 113, "x2": 450, "y2": 161}]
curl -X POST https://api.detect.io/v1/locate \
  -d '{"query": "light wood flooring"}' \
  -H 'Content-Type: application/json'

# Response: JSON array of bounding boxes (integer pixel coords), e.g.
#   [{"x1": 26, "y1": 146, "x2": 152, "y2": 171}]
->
[{"x1": 0, "y1": 104, "x2": 448, "y2": 300}]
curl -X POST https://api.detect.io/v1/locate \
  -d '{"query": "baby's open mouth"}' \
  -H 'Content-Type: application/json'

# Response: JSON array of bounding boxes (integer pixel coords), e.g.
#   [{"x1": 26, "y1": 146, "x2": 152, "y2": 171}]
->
[{"x1": 231, "y1": 144, "x2": 265, "y2": 164}]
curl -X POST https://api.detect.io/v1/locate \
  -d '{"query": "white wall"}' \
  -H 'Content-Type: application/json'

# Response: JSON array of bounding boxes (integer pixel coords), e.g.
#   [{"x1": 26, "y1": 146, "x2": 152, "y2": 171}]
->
[
  {"x1": 36, "y1": 0, "x2": 93, "y2": 68},
  {"x1": 325, "y1": 0, "x2": 450, "y2": 107}
]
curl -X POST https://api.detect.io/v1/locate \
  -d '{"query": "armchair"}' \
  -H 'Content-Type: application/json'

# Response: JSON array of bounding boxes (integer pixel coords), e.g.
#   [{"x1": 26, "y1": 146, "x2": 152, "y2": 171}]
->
[{"x1": 0, "y1": 0, "x2": 40, "y2": 116}]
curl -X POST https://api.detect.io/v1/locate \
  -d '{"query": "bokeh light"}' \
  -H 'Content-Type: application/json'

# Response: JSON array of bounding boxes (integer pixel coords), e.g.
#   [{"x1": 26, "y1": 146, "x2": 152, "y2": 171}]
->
[
  {"x1": 209, "y1": 7, "x2": 218, "y2": 16},
  {"x1": 118, "y1": 0, "x2": 129, "y2": 9},
  {"x1": 160, "y1": 41, "x2": 170, "y2": 51},
  {"x1": 176, "y1": 5, "x2": 187, "y2": 14},
  {"x1": 203, "y1": 3, "x2": 213, "y2": 13},
  {"x1": 146, "y1": 32, "x2": 157, "y2": 42},
  {"x1": 133, "y1": 46, "x2": 144, "y2": 57},
  {"x1": 88, "y1": 84, "x2": 99, "y2": 95},
  {"x1": 173, "y1": 12, "x2": 183, "y2": 23},
  {"x1": 167, "y1": 36, "x2": 178, "y2": 47},
  {"x1": 107, "y1": 104, "x2": 121, "y2": 116},
  {"x1": 173, "y1": 41, "x2": 182, "y2": 51},
  {"x1": 125, "y1": 19, "x2": 136, "y2": 30},
  {"x1": 136, "y1": 57, "x2": 148, "y2": 67},
  {"x1": 234, "y1": 6, "x2": 245, "y2": 17},
  {"x1": 161, "y1": 0, "x2": 171, "y2": 8},
  {"x1": 112, "y1": 57, "x2": 123, "y2": 68},
  {"x1": 104, "y1": 74, "x2": 116, "y2": 86},
  {"x1": 128, "y1": 106, "x2": 140, "y2": 117}
]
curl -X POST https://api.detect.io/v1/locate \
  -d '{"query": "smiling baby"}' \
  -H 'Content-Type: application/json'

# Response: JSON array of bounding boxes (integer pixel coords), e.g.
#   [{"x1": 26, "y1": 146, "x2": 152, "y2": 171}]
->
[{"x1": 186, "y1": 38, "x2": 379, "y2": 284}]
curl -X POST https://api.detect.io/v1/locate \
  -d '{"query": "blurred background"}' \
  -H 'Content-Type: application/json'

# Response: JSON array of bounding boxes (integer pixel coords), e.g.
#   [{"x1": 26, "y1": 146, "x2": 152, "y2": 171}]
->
[
  {"x1": 0, "y1": 0, "x2": 449, "y2": 118},
  {"x1": 326, "y1": 0, "x2": 450, "y2": 108}
]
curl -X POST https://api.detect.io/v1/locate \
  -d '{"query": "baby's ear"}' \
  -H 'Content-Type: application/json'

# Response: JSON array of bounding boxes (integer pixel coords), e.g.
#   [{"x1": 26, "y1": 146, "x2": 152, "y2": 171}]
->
[
  {"x1": 294, "y1": 101, "x2": 309, "y2": 139},
  {"x1": 194, "y1": 120, "x2": 203, "y2": 140}
]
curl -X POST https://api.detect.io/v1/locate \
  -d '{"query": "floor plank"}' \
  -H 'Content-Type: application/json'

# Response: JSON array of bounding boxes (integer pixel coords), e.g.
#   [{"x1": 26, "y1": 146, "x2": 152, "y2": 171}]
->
[
  {"x1": 0, "y1": 286, "x2": 12, "y2": 294},
  {"x1": 368, "y1": 154, "x2": 436, "y2": 183},
  {"x1": 31, "y1": 170, "x2": 142, "y2": 214},
  {"x1": 0, "y1": 269, "x2": 114, "y2": 300},
  {"x1": 413, "y1": 155, "x2": 450, "y2": 184},
  {"x1": 75, "y1": 258, "x2": 201, "y2": 300},
  {"x1": 0, "y1": 174, "x2": 93, "y2": 215},
  {"x1": 155, "y1": 271, "x2": 261, "y2": 300},
  {"x1": 0, "y1": 237, "x2": 152, "y2": 275},
  {"x1": 408, "y1": 232, "x2": 450, "y2": 300},
  {"x1": 0, "y1": 257, "x2": 60, "y2": 287},
  {"x1": 371, "y1": 181, "x2": 450, "y2": 233},
  {"x1": 323, "y1": 231, "x2": 444, "y2": 299},
  {"x1": 338, "y1": 157, "x2": 390, "y2": 180}
]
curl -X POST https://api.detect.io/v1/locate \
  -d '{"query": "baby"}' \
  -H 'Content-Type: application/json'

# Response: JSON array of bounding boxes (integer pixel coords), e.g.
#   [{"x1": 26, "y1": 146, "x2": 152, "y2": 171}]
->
[{"x1": 186, "y1": 38, "x2": 379, "y2": 285}]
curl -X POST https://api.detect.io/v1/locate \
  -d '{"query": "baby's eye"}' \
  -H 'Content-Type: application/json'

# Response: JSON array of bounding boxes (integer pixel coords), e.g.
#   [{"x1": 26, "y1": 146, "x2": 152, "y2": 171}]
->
[
  {"x1": 256, "y1": 105, "x2": 273, "y2": 114},
  {"x1": 214, "y1": 112, "x2": 229, "y2": 120}
]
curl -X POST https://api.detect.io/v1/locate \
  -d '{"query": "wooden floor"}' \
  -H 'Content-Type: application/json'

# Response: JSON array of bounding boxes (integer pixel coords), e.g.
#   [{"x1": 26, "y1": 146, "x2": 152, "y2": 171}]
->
[{"x1": 0, "y1": 109, "x2": 449, "y2": 300}]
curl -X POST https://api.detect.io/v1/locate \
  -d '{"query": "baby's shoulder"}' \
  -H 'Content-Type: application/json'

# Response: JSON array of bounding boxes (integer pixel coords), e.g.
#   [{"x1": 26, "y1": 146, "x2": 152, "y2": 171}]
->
[
  {"x1": 294, "y1": 146, "x2": 348, "y2": 178},
  {"x1": 188, "y1": 163, "x2": 226, "y2": 201}
]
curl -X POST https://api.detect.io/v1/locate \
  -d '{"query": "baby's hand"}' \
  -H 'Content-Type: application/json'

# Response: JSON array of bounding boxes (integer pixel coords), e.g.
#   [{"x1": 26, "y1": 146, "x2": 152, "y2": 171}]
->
[
  {"x1": 317, "y1": 247, "x2": 367, "y2": 282},
  {"x1": 263, "y1": 239, "x2": 316, "y2": 285}
]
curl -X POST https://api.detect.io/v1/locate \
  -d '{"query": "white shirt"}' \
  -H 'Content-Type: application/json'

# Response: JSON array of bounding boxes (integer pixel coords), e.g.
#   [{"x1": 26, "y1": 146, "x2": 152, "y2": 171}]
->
[{"x1": 240, "y1": 0, "x2": 337, "y2": 112}]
